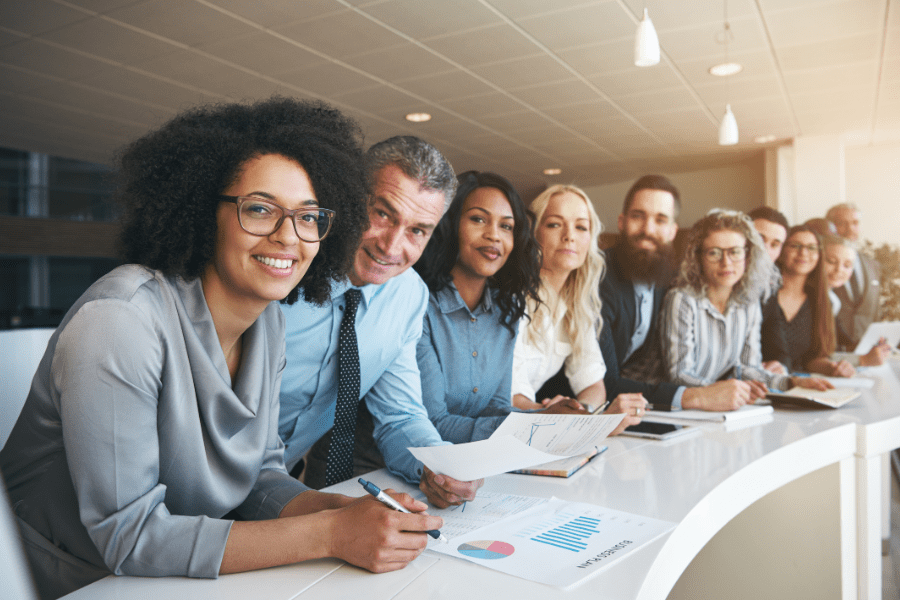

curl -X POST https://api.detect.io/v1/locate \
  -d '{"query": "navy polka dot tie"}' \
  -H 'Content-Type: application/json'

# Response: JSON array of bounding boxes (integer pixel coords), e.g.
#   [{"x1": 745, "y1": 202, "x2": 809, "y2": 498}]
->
[{"x1": 325, "y1": 288, "x2": 362, "y2": 487}]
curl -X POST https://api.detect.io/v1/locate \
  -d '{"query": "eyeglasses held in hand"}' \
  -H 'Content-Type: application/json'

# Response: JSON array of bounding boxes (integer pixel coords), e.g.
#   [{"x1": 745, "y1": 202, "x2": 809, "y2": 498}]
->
[
  {"x1": 220, "y1": 196, "x2": 335, "y2": 242},
  {"x1": 702, "y1": 245, "x2": 747, "y2": 262}
]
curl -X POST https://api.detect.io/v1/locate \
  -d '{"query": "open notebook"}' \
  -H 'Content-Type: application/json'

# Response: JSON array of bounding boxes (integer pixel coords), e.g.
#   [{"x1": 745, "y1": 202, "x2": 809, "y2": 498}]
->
[{"x1": 766, "y1": 387, "x2": 861, "y2": 409}]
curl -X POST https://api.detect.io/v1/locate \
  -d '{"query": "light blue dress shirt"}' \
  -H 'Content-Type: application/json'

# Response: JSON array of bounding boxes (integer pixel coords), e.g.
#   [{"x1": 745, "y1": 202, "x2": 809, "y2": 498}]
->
[
  {"x1": 417, "y1": 283, "x2": 516, "y2": 444},
  {"x1": 279, "y1": 268, "x2": 447, "y2": 484},
  {"x1": 625, "y1": 282, "x2": 655, "y2": 364}
]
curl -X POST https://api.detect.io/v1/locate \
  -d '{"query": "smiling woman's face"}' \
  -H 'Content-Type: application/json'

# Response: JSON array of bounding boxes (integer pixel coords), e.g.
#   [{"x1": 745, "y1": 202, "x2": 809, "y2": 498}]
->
[
  {"x1": 453, "y1": 186, "x2": 515, "y2": 280},
  {"x1": 204, "y1": 153, "x2": 319, "y2": 315}
]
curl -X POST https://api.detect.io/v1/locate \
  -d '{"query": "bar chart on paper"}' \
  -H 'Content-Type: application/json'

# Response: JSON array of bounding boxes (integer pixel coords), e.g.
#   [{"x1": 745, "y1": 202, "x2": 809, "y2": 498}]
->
[
  {"x1": 432, "y1": 497, "x2": 675, "y2": 589},
  {"x1": 527, "y1": 514, "x2": 602, "y2": 552}
]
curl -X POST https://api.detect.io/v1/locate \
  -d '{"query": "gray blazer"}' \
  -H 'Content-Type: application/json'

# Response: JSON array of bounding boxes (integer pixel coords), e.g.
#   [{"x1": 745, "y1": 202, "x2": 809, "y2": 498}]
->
[{"x1": 834, "y1": 254, "x2": 881, "y2": 350}]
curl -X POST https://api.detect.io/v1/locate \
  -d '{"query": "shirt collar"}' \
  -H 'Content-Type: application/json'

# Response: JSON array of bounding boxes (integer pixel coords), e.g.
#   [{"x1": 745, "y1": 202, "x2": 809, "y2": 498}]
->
[{"x1": 435, "y1": 281, "x2": 495, "y2": 316}]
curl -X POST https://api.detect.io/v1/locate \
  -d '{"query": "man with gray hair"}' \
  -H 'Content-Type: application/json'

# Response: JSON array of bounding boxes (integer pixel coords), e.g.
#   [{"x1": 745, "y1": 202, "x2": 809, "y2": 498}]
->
[
  {"x1": 826, "y1": 202, "x2": 881, "y2": 349},
  {"x1": 279, "y1": 136, "x2": 480, "y2": 507}
]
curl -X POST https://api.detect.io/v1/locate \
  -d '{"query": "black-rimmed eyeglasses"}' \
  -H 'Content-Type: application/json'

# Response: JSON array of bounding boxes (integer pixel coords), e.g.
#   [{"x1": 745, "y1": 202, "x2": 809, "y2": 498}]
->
[{"x1": 220, "y1": 196, "x2": 334, "y2": 242}]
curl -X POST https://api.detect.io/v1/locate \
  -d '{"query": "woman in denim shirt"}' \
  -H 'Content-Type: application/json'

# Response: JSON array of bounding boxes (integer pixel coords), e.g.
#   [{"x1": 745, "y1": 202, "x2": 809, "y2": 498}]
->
[{"x1": 413, "y1": 171, "x2": 583, "y2": 443}]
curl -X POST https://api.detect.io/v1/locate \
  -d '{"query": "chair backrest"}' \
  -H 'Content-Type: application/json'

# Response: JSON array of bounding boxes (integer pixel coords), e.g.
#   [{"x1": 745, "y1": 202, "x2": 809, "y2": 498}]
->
[
  {"x1": 0, "y1": 328, "x2": 55, "y2": 447},
  {"x1": 0, "y1": 474, "x2": 38, "y2": 600}
]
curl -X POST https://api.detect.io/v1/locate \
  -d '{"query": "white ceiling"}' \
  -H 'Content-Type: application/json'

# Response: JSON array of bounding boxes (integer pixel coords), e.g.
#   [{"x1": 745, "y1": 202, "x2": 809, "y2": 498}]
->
[{"x1": 1, "y1": 0, "x2": 898, "y2": 198}]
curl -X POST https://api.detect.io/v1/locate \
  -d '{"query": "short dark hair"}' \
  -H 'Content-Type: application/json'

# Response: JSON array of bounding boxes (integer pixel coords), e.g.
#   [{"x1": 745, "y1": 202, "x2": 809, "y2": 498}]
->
[
  {"x1": 622, "y1": 174, "x2": 681, "y2": 218},
  {"x1": 365, "y1": 136, "x2": 457, "y2": 213},
  {"x1": 748, "y1": 206, "x2": 789, "y2": 231},
  {"x1": 116, "y1": 97, "x2": 370, "y2": 306},
  {"x1": 414, "y1": 171, "x2": 541, "y2": 333}
]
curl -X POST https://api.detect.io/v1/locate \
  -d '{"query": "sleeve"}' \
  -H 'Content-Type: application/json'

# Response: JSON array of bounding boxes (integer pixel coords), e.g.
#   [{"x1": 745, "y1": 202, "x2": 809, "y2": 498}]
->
[
  {"x1": 760, "y1": 295, "x2": 791, "y2": 370},
  {"x1": 55, "y1": 299, "x2": 232, "y2": 578},
  {"x1": 564, "y1": 323, "x2": 606, "y2": 395},
  {"x1": 661, "y1": 290, "x2": 714, "y2": 387},
  {"x1": 510, "y1": 317, "x2": 538, "y2": 401},
  {"x1": 367, "y1": 292, "x2": 449, "y2": 485},
  {"x1": 235, "y1": 332, "x2": 310, "y2": 521},
  {"x1": 601, "y1": 322, "x2": 679, "y2": 408},
  {"x1": 739, "y1": 301, "x2": 790, "y2": 390},
  {"x1": 417, "y1": 314, "x2": 507, "y2": 445}
]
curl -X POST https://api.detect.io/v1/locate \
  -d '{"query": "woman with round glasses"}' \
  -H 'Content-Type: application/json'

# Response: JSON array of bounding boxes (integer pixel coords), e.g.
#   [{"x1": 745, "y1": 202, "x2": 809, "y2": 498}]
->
[
  {"x1": 761, "y1": 225, "x2": 855, "y2": 376},
  {"x1": 0, "y1": 98, "x2": 440, "y2": 599},
  {"x1": 660, "y1": 210, "x2": 830, "y2": 403}
]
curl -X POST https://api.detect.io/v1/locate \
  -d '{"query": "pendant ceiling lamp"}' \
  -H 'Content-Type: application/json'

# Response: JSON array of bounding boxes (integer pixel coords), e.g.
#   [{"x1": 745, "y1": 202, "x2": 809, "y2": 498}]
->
[
  {"x1": 719, "y1": 104, "x2": 738, "y2": 145},
  {"x1": 634, "y1": 8, "x2": 660, "y2": 67},
  {"x1": 717, "y1": 0, "x2": 738, "y2": 145}
]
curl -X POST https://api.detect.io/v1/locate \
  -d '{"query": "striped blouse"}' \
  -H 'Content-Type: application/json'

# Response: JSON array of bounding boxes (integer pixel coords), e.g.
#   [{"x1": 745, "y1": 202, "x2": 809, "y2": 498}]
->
[{"x1": 660, "y1": 286, "x2": 791, "y2": 391}]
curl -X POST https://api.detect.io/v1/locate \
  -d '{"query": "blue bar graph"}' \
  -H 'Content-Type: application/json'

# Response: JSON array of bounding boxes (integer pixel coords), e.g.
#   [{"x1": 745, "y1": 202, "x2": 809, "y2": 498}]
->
[{"x1": 532, "y1": 515, "x2": 601, "y2": 552}]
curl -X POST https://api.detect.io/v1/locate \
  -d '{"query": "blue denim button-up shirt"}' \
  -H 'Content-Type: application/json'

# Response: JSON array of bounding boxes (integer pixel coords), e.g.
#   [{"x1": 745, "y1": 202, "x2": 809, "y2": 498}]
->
[{"x1": 417, "y1": 283, "x2": 518, "y2": 443}]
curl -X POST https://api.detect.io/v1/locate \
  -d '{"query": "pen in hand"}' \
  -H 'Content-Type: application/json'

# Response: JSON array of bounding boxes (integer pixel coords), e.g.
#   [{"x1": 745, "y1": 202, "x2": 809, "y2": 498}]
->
[{"x1": 358, "y1": 478, "x2": 448, "y2": 543}]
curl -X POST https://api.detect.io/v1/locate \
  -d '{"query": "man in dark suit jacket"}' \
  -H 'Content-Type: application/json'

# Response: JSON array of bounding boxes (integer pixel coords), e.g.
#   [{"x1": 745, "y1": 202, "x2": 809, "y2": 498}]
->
[
  {"x1": 600, "y1": 175, "x2": 763, "y2": 411},
  {"x1": 827, "y1": 203, "x2": 881, "y2": 349},
  {"x1": 539, "y1": 176, "x2": 764, "y2": 411}
]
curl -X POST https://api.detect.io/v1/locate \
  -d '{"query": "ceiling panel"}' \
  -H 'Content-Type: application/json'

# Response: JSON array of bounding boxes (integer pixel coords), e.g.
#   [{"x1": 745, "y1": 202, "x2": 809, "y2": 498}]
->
[
  {"x1": 196, "y1": 31, "x2": 327, "y2": 76},
  {"x1": 202, "y1": 0, "x2": 345, "y2": 28},
  {"x1": 0, "y1": 0, "x2": 91, "y2": 36},
  {"x1": 273, "y1": 10, "x2": 404, "y2": 59},
  {"x1": 360, "y1": 0, "x2": 502, "y2": 40},
  {"x1": 105, "y1": 0, "x2": 258, "y2": 46},
  {"x1": 0, "y1": 0, "x2": 897, "y2": 195},
  {"x1": 423, "y1": 23, "x2": 541, "y2": 66},
  {"x1": 40, "y1": 17, "x2": 181, "y2": 65}
]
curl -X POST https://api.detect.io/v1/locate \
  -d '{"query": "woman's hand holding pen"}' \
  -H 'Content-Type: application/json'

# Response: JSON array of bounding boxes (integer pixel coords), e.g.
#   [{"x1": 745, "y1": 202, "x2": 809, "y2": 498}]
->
[{"x1": 326, "y1": 490, "x2": 442, "y2": 573}]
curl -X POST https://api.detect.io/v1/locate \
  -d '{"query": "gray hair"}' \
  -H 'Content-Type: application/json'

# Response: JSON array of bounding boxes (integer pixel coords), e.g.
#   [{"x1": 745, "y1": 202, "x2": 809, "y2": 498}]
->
[
  {"x1": 825, "y1": 202, "x2": 860, "y2": 221},
  {"x1": 365, "y1": 136, "x2": 457, "y2": 214}
]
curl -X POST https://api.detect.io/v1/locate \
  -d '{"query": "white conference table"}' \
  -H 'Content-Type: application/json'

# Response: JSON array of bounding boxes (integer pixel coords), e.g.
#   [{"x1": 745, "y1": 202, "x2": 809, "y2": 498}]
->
[{"x1": 63, "y1": 359, "x2": 900, "y2": 600}]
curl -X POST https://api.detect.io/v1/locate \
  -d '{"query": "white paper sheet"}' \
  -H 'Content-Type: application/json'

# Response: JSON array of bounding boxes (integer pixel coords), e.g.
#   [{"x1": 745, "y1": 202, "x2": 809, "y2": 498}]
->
[
  {"x1": 489, "y1": 412, "x2": 624, "y2": 455},
  {"x1": 822, "y1": 376, "x2": 876, "y2": 388},
  {"x1": 430, "y1": 497, "x2": 675, "y2": 589},
  {"x1": 417, "y1": 492, "x2": 550, "y2": 543},
  {"x1": 408, "y1": 414, "x2": 623, "y2": 481}
]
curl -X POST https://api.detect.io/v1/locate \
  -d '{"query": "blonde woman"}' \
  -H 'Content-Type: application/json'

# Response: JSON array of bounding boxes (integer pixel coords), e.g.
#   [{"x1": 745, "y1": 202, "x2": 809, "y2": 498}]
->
[
  {"x1": 660, "y1": 210, "x2": 831, "y2": 404},
  {"x1": 511, "y1": 185, "x2": 645, "y2": 434}
]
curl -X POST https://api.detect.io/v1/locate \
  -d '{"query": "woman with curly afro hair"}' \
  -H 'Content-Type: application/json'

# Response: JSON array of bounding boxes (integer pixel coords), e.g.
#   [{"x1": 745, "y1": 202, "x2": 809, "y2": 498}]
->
[{"x1": 0, "y1": 97, "x2": 442, "y2": 600}]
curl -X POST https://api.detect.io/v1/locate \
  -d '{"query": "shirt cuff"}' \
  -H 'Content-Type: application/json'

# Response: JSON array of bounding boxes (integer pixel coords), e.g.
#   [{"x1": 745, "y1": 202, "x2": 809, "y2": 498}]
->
[{"x1": 670, "y1": 386, "x2": 685, "y2": 411}]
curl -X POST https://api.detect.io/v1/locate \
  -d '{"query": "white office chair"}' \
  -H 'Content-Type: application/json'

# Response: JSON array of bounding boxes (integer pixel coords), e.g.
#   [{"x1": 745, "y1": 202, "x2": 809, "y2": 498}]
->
[
  {"x1": 0, "y1": 473, "x2": 38, "y2": 600},
  {"x1": 0, "y1": 328, "x2": 54, "y2": 447}
]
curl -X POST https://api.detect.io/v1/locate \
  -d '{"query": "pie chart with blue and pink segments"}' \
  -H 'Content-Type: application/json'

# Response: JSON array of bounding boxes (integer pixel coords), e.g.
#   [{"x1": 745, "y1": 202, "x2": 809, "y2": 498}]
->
[{"x1": 457, "y1": 540, "x2": 515, "y2": 560}]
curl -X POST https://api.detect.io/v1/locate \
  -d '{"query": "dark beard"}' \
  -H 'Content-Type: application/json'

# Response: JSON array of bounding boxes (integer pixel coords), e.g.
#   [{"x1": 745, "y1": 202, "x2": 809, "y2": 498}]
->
[{"x1": 614, "y1": 235, "x2": 674, "y2": 284}]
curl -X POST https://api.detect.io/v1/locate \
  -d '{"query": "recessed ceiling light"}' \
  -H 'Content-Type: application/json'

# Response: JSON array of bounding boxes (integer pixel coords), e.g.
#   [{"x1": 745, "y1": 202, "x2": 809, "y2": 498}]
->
[
  {"x1": 709, "y1": 62, "x2": 743, "y2": 77},
  {"x1": 754, "y1": 135, "x2": 777, "y2": 143},
  {"x1": 405, "y1": 112, "x2": 431, "y2": 122},
  {"x1": 543, "y1": 168, "x2": 562, "y2": 176}
]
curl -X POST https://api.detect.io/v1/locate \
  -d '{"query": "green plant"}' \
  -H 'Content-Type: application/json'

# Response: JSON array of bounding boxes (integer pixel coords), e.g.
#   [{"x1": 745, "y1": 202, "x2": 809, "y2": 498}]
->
[{"x1": 860, "y1": 241, "x2": 900, "y2": 321}]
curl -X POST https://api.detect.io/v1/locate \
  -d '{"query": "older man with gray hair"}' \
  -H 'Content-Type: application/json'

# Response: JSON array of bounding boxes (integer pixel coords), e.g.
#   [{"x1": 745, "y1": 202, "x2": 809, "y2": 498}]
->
[
  {"x1": 826, "y1": 202, "x2": 881, "y2": 349},
  {"x1": 279, "y1": 136, "x2": 480, "y2": 507}
]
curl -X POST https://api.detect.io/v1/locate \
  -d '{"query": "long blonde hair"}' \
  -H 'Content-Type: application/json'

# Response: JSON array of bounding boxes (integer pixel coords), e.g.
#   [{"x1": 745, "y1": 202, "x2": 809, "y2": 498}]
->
[{"x1": 526, "y1": 184, "x2": 605, "y2": 363}]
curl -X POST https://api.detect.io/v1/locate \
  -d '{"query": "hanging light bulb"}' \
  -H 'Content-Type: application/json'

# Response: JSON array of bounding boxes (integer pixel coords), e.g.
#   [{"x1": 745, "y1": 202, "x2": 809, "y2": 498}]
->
[
  {"x1": 719, "y1": 104, "x2": 738, "y2": 145},
  {"x1": 716, "y1": 0, "x2": 738, "y2": 146},
  {"x1": 634, "y1": 8, "x2": 660, "y2": 67}
]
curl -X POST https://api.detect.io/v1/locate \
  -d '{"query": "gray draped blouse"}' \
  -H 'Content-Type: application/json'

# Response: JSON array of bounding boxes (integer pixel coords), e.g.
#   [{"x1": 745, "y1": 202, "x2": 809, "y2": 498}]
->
[{"x1": 0, "y1": 265, "x2": 309, "y2": 597}]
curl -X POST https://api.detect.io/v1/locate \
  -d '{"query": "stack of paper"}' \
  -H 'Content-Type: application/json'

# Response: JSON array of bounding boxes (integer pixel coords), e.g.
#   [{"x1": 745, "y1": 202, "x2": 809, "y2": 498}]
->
[
  {"x1": 408, "y1": 413, "x2": 623, "y2": 481},
  {"x1": 644, "y1": 403, "x2": 773, "y2": 424}
]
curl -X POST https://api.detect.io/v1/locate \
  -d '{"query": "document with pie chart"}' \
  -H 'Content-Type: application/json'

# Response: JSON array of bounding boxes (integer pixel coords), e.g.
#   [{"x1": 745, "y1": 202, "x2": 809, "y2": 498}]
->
[{"x1": 430, "y1": 497, "x2": 675, "y2": 589}]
